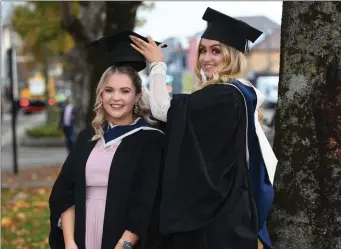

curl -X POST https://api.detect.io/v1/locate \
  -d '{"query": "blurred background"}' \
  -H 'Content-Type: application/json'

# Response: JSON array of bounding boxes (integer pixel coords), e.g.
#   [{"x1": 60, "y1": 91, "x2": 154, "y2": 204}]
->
[{"x1": 1, "y1": 2, "x2": 281, "y2": 248}]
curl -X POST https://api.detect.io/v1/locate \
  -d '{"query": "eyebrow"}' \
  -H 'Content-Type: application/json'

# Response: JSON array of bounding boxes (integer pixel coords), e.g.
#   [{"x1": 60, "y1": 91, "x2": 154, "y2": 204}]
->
[
  {"x1": 199, "y1": 44, "x2": 221, "y2": 48},
  {"x1": 104, "y1": 86, "x2": 131, "y2": 90}
]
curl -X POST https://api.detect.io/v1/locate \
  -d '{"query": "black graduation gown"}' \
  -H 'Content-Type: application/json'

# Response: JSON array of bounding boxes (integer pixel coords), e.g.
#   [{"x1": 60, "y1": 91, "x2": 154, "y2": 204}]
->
[
  {"x1": 49, "y1": 126, "x2": 165, "y2": 249},
  {"x1": 158, "y1": 83, "x2": 258, "y2": 249}
]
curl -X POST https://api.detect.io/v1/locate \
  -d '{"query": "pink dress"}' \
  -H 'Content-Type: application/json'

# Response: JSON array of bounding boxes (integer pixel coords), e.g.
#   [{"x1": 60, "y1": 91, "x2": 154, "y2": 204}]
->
[{"x1": 85, "y1": 139, "x2": 121, "y2": 249}]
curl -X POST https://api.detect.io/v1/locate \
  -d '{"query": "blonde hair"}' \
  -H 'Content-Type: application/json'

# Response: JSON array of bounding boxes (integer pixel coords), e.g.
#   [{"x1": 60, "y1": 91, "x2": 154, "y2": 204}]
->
[
  {"x1": 91, "y1": 66, "x2": 157, "y2": 140},
  {"x1": 194, "y1": 41, "x2": 247, "y2": 91}
]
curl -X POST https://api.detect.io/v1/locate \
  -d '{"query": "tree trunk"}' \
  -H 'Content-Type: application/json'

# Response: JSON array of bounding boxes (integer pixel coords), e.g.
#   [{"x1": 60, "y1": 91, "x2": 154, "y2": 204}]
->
[
  {"x1": 85, "y1": 1, "x2": 142, "y2": 124},
  {"x1": 60, "y1": 1, "x2": 143, "y2": 125},
  {"x1": 268, "y1": 2, "x2": 341, "y2": 249}
]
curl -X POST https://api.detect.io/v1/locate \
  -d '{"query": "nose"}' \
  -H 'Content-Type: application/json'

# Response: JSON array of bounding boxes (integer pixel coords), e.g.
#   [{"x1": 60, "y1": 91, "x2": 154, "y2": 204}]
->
[
  {"x1": 203, "y1": 51, "x2": 212, "y2": 62},
  {"x1": 111, "y1": 91, "x2": 121, "y2": 101}
]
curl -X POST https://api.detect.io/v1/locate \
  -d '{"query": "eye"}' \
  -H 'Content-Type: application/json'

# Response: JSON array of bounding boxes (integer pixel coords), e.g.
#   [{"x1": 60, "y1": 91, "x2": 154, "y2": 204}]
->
[
  {"x1": 121, "y1": 89, "x2": 130, "y2": 94},
  {"x1": 199, "y1": 48, "x2": 206, "y2": 54},
  {"x1": 212, "y1": 48, "x2": 221, "y2": 54},
  {"x1": 105, "y1": 88, "x2": 112, "y2": 93}
]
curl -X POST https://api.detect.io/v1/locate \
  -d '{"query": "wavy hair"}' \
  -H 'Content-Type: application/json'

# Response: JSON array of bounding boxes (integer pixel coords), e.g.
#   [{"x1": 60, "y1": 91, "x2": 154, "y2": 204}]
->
[
  {"x1": 91, "y1": 66, "x2": 156, "y2": 140},
  {"x1": 194, "y1": 41, "x2": 247, "y2": 91},
  {"x1": 194, "y1": 41, "x2": 265, "y2": 121}
]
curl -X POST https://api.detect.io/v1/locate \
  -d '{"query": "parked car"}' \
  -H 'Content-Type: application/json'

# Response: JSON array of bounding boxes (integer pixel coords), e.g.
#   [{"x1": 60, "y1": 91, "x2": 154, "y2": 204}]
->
[{"x1": 248, "y1": 73, "x2": 279, "y2": 109}]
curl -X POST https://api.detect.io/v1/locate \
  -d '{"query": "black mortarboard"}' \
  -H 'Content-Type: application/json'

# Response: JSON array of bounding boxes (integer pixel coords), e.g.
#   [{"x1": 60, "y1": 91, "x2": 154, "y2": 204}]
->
[
  {"x1": 201, "y1": 7, "x2": 263, "y2": 53},
  {"x1": 87, "y1": 30, "x2": 167, "y2": 72}
]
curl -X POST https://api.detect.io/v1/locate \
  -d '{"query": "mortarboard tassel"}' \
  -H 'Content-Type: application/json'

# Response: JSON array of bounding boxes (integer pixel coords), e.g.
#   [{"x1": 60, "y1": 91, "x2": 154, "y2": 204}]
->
[{"x1": 245, "y1": 40, "x2": 250, "y2": 53}]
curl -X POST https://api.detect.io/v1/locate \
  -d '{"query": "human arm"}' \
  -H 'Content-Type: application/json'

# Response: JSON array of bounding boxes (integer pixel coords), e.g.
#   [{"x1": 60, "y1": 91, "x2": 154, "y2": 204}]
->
[
  {"x1": 130, "y1": 35, "x2": 170, "y2": 122},
  {"x1": 115, "y1": 132, "x2": 164, "y2": 249},
  {"x1": 114, "y1": 230, "x2": 139, "y2": 249},
  {"x1": 49, "y1": 130, "x2": 86, "y2": 249},
  {"x1": 149, "y1": 62, "x2": 170, "y2": 122},
  {"x1": 61, "y1": 206, "x2": 78, "y2": 249}
]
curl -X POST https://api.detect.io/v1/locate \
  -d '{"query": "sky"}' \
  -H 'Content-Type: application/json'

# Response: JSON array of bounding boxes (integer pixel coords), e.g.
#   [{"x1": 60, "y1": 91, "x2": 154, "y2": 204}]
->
[
  {"x1": 1, "y1": 1, "x2": 283, "y2": 42},
  {"x1": 135, "y1": 1, "x2": 283, "y2": 42}
]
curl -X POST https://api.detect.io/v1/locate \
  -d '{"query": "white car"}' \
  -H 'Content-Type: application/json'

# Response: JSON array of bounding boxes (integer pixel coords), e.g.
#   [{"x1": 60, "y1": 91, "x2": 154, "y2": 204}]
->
[{"x1": 255, "y1": 75, "x2": 279, "y2": 106}]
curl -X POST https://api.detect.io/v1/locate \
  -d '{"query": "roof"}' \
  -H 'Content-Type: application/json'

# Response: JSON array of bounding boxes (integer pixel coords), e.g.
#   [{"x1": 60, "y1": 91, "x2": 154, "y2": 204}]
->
[
  {"x1": 234, "y1": 15, "x2": 280, "y2": 33},
  {"x1": 251, "y1": 27, "x2": 281, "y2": 51}
]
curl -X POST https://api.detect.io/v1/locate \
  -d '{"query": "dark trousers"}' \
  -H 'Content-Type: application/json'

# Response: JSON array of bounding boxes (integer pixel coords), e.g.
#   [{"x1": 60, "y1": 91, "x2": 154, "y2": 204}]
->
[{"x1": 63, "y1": 125, "x2": 74, "y2": 153}]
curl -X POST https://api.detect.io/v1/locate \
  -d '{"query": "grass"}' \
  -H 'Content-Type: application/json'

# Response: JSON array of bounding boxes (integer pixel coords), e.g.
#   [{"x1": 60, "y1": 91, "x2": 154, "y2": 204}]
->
[
  {"x1": 1, "y1": 188, "x2": 52, "y2": 249},
  {"x1": 1, "y1": 188, "x2": 265, "y2": 249}
]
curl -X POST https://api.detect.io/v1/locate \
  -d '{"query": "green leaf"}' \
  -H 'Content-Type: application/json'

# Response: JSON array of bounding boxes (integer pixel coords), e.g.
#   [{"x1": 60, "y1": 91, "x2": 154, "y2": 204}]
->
[{"x1": 10, "y1": 2, "x2": 76, "y2": 69}]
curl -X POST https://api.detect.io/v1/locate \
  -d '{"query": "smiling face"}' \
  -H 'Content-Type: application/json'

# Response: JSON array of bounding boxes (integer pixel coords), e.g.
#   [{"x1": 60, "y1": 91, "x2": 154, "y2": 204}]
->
[
  {"x1": 198, "y1": 38, "x2": 224, "y2": 78},
  {"x1": 101, "y1": 73, "x2": 141, "y2": 125}
]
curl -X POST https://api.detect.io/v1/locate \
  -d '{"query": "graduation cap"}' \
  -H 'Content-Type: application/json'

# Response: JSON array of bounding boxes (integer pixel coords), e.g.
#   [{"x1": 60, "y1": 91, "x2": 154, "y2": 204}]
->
[
  {"x1": 87, "y1": 30, "x2": 167, "y2": 72},
  {"x1": 201, "y1": 7, "x2": 263, "y2": 53}
]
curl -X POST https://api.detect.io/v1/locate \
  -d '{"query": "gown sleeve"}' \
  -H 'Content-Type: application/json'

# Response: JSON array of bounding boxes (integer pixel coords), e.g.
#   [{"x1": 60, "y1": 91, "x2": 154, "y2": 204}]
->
[
  {"x1": 125, "y1": 131, "x2": 165, "y2": 248},
  {"x1": 48, "y1": 130, "x2": 86, "y2": 249},
  {"x1": 149, "y1": 62, "x2": 171, "y2": 122},
  {"x1": 159, "y1": 85, "x2": 253, "y2": 234}
]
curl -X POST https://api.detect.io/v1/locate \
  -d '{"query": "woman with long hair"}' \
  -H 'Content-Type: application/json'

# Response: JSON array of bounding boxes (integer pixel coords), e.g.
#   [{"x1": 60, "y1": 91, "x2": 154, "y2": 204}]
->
[
  {"x1": 131, "y1": 7, "x2": 277, "y2": 249},
  {"x1": 49, "y1": 30, "x2": 166, "y2": 249}
]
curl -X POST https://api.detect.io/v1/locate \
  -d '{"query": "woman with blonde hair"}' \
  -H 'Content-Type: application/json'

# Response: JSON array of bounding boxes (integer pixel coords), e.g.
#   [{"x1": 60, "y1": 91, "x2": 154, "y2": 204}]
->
[
  {"x1": 49, "y1": 30, "x2": 167, "y2": 249},
  {"x1": 131, "y1": 7, "x2": 277, "y2": 249}
]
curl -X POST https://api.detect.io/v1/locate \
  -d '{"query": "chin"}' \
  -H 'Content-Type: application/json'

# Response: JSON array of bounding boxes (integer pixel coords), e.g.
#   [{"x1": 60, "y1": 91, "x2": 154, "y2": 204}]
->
[
  {"x1": 108, "y1": 112, "x2": 125, "y2": 120},
  {"x1": 203, "y1": 70, "x2": 213, "y2": 78}
]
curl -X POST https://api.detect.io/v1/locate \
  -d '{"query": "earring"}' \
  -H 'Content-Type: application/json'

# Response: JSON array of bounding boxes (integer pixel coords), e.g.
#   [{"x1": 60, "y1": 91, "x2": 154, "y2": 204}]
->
[
  {"x1": 200, "y1": 68, "x2": 207, "y2": 82},
  {"x1": 134, "y1": 103, "x2": 140, "y2": 114}
]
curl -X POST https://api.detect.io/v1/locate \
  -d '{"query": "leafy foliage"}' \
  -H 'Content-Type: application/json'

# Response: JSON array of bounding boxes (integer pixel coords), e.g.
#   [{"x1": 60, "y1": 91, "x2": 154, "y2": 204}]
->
[
  {"x1": 1, "y1": 188, "x2": 52, "y2": 249},
  {"x1": 10, "y1": 2, "x2": 77, "y2": 69},
  {"x1": 26, "y1": 123, "x2": 63, "y2": 138}
]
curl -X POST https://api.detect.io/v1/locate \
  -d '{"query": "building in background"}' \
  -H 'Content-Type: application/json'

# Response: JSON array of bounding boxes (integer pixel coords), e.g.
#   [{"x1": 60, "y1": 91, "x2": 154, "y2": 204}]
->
[
  {"x1": 160, "y1": 36, "x2": 190, "y2": 95},
  {"x1": 247, "y1": 27, "x2": 281, "y2": 75}
]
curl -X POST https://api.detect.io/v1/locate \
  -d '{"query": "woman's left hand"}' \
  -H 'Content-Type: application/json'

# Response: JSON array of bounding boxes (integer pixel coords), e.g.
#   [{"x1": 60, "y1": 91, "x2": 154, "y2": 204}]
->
[
  {"x1": 114, "y1": 243, "x2": 122, "y2": 249},
  {"x1": 130, "y1": 35, "x2": 164, "y2": 63}
]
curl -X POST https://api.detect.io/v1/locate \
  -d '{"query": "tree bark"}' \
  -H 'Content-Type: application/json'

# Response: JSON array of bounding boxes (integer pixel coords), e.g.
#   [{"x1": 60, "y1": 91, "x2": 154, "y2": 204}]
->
[
  {"x1": 60, "y1": 2, "x2": 92, "y2": 46},
  {"x1": 104, "y1": 1, "x2": 141, "y2": 35},
  {"x1": 269, "y1": 2, "x2": 341, "y2": 249},
  {"x1": 86, "y1": 1, "x2": 142, "y2": 124}
]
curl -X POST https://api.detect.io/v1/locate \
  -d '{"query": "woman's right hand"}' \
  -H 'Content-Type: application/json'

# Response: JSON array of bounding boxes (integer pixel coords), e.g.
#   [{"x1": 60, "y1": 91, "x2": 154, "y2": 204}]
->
[
  {"x1": 65, "y1": 240, "x2": 78, "y2": 249},
  {"x1": 130, "y1": 35, "x2": 164, "y2": 63}
]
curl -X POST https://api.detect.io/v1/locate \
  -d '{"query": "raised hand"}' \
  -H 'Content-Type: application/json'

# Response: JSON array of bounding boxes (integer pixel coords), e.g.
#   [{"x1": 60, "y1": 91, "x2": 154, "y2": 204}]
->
[{"x1": 130, "y1": 35, "x2": 164, "y2": 63}]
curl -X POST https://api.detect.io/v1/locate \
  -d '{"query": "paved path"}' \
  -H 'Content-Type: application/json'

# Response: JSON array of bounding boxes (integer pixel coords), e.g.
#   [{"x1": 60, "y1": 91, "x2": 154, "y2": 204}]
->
[{"x1": 1, "y1": 111, "x2": 68, "y2": 172}]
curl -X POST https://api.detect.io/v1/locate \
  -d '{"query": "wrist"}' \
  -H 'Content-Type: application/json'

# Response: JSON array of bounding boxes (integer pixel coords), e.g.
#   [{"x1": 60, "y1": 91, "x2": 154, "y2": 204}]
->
[
  {"x1": 150, "y1": 62, "x2": 167, "y2": 72},
  {"x1": 65, "y1": 239, "x2": 77, "y2": 247},
  {"x1": 118, "y1": 240, "x2": 133, "y2": 249},
  {"x1": 150, "y1": 61, "x2": 164, "y2": 68}
]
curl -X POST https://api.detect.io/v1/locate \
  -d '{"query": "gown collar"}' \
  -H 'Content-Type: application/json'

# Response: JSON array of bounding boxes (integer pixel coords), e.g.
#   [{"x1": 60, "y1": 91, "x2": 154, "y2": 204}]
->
[{"x1": 102, "y1": 117, "x2": 163, "y2": 147}]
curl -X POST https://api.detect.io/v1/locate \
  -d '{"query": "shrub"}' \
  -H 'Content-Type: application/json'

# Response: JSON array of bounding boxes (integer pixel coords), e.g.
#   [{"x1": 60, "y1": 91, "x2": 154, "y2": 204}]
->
[{"x1": 26, "y1": 123, "x2": 63, "y2": 138}]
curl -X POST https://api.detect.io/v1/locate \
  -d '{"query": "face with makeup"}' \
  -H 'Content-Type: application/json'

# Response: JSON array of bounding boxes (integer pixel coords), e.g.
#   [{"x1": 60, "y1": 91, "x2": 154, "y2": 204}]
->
[
  {"x1": 198, "y1": 38, "x2": 224, "y2": 78},
  {"x1": 101, "y1": 73, "x2": 141, "y2": 126}
]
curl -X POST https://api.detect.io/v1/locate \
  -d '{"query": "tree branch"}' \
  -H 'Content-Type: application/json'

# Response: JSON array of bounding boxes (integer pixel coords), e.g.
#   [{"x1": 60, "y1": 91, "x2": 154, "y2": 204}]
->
[
  {"x1": 60, "y1": 2, "x2": 91, "y2": 46},
  {"x1": 83, "y1": 1, "x2": 106, "y2": 39},
  {"x1": 104, "y1": 1, "x2": 142, "y2": 35}
]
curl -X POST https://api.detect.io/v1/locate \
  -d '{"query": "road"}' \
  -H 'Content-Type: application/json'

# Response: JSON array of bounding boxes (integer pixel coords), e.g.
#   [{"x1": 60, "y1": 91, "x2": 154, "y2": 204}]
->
[
  {"x1": 1, "y1": 108, "x2": 276, "y2": 172},
  {"x1": 1, "y1": 111, "x2": 46, "y2": 147},
  {"x1": 1, "y1": 111, "x2": 68, "y2": 171}
]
